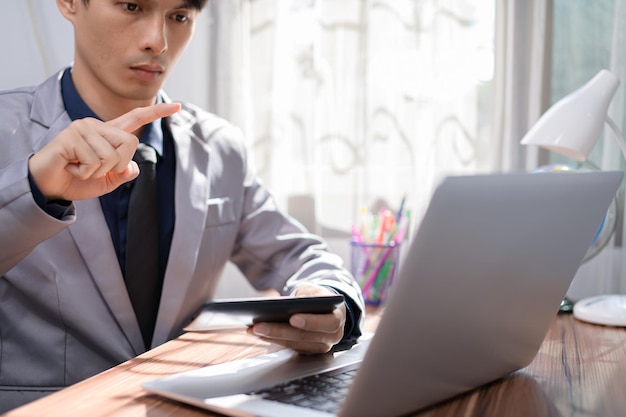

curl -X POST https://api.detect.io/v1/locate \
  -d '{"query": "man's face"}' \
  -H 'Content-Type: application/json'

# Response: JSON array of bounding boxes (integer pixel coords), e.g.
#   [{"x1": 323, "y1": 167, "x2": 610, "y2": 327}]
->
[{"x1": 60, "y1": 0, "x2": 199, "y2": 110}]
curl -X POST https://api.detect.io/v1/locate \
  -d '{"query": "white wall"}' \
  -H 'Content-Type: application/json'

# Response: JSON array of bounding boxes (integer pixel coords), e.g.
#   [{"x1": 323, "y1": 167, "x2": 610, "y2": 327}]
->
[{"x1": 0, "y1": 1, "x2": 73, "y2": 90}]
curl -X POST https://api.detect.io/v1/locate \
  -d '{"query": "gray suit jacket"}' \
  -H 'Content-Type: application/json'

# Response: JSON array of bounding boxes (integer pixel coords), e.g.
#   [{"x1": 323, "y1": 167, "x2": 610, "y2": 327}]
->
[{"x1": 0, "y1": 71, "x2": 363, "y2": 411}]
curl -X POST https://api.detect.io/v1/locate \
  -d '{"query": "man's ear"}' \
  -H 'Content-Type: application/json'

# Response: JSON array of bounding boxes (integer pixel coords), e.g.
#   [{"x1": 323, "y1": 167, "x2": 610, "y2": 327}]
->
[{"x1": 56, "y1": 0, "x2": 78, "y2": 21}]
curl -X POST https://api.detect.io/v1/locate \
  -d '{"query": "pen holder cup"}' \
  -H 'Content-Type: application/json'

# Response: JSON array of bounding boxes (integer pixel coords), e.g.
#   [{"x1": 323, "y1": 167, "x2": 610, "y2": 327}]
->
[{"x1": 350, "y1": 240, "x2": 401, "y2": 305}]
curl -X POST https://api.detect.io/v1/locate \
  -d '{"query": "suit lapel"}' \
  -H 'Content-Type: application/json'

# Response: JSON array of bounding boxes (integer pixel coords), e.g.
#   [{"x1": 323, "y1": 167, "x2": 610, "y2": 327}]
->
[
  {"x1": 152, "y1": 119, "x2": 211, "y2": 346},
  {"x1": 68, "y1": 198, "x2": 145, "y2": 355}
]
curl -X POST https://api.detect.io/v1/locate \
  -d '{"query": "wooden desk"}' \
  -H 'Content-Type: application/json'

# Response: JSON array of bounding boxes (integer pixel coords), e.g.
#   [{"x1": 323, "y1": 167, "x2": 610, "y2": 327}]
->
[{"x1": 4, "y1": 310, "x2": 626, "y2": 417}]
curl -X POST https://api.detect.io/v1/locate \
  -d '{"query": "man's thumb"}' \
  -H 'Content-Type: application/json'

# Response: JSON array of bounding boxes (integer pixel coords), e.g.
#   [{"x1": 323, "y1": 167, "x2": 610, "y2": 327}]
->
[{"x1": 105, "y1": 161, "x2": 140, "y2": 191}]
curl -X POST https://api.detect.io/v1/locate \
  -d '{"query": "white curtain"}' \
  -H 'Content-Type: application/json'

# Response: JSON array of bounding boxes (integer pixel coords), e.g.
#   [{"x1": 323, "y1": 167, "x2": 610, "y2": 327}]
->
[
  {"x1": 205, "y1": 0, "x2": 498, "y2": 238},
  {"x1": 493, "y1": 0, "x2": 552, "y2": 171}
]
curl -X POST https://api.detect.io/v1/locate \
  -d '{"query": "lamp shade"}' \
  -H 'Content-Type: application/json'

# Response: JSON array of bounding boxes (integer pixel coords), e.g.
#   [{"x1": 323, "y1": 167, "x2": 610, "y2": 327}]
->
[{"x1": 520, "y1": 69, "x2": 620, "y2": 161}]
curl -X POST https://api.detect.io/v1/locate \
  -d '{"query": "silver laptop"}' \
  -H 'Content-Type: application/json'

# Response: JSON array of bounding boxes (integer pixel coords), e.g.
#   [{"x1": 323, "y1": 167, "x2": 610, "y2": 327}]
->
[{"x1": 143, "y1": 171, "x2": 623, "y2": 417}]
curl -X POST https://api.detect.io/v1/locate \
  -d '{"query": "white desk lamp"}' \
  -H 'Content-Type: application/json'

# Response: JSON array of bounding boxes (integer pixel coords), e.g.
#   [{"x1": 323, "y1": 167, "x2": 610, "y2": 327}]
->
[{"x1": 521, "y1": 69, "x2": 626, "y2": 326}]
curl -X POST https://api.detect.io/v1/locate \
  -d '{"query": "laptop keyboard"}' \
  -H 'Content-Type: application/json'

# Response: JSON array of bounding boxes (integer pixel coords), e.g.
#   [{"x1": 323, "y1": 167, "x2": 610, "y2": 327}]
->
[{"x1": 249, "y1": 364, "x2": 360, "y2": 414}]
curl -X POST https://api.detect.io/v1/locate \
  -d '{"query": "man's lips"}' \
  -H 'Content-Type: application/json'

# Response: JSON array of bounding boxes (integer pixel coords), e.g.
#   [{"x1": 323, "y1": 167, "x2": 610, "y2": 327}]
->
[{"x1": 130, "y1": 64, "x2": 165, "y2": 81}]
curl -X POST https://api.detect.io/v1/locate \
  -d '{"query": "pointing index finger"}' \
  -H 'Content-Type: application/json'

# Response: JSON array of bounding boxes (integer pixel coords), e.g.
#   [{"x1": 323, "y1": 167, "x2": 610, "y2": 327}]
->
[{"x1": 108, "y1": 102, "x2": 181, "y2": 133}]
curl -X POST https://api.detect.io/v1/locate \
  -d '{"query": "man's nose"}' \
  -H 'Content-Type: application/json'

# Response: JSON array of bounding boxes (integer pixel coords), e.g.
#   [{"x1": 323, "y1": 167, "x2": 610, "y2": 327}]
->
[{"x1": 140, "y1": 16, "x2": 167, "y2": 54}]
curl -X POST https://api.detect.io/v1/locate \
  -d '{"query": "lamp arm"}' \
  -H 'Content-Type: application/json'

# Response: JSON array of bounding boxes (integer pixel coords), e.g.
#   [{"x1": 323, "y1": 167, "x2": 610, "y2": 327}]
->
[{"x1": 605, "y1": 116, "x2": 626, "y2": 161}]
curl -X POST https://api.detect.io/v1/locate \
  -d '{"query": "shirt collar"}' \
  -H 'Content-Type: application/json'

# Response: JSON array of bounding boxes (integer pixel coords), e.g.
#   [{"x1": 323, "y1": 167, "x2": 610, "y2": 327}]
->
[{"x1": 60, "y1": 68, "x2": 164, "y2": 156}]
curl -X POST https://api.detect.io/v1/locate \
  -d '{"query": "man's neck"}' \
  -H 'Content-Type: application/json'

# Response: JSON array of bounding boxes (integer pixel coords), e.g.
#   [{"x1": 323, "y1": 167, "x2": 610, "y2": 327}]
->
[{"x1": 69, "y1": 68, "x2": 158, "y2": 123}]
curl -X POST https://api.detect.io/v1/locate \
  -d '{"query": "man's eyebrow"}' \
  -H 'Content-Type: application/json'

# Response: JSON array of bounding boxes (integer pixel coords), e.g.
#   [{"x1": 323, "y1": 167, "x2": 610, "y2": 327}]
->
[
  {"x1": 177, "y1": 1, "x2": 199, "y2": 10},
  {"x1": 142, "y1": 0, "x2": 198, "y2": 10}
]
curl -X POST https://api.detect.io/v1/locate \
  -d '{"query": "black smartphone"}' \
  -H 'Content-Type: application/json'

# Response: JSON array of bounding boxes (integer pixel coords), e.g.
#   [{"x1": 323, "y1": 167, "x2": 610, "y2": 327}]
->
[{"x1": 198, "y1": 294, "x2": 345, "y2": 325}]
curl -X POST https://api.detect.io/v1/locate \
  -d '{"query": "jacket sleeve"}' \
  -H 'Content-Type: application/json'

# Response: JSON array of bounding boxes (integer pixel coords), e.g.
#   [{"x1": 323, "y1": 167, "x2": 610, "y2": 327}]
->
[
  {"x1": 226, "y1": 128, "x2": 365, "y2": 338},
  {"x1": 0, "y1": 157, "x2": 75, "y2": 275}
]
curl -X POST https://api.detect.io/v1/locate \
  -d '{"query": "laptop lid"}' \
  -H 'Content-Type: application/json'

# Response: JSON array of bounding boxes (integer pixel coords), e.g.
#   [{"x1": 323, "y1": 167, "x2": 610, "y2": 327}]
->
[
  {"x1": 143, "y1": 171, "x2": 623, "y2": 417},
  {"x1": 341, "y1": 170, "x2": 623, "y2": 417}
]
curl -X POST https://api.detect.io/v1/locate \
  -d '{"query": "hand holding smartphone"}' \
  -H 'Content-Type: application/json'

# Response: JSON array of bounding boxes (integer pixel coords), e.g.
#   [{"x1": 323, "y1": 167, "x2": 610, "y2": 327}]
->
[{"x1": 186, "y1": 294, "x2": 345, "y2": 331}]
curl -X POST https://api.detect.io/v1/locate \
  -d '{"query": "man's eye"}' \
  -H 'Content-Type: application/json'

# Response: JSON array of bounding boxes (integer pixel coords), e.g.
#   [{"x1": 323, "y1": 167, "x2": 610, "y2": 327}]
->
[
  {"x1": 174, "y1": 14, "x2": 189, "y2": 23},
  {"x1": 122, "y1": 3, "x2": 139, "y2": 12}
]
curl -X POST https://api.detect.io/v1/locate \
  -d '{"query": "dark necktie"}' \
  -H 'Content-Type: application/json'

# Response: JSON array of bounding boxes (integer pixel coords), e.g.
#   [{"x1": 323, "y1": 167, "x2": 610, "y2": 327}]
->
[{"x1": 125, "y1": 143, "x2": 161, "y2": 350}]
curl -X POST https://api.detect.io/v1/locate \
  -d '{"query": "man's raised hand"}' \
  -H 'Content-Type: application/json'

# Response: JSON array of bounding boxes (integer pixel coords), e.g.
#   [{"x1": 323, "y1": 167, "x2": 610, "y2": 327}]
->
[{"x1": 28, "y1": 103, "x2": 180, "y2": 201}]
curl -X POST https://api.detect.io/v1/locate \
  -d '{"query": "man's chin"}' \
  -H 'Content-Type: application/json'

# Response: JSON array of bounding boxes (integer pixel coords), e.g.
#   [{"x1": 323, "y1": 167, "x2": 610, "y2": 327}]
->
[{"x1": 120, "y1": 88, "x2": 165, "y2": 104}]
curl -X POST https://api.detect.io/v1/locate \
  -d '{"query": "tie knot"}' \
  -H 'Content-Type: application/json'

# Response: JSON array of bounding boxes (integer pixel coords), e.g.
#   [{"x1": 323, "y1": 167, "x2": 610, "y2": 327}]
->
[{"x1": 134, "y1": 143, "x2": 158, "y2": 164}]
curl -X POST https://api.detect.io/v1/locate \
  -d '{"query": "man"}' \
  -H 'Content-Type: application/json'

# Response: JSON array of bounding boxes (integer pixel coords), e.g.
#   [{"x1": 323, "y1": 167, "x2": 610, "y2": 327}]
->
[{"x1": 0, "y1": 0, "x2": 364, "y2": 411}]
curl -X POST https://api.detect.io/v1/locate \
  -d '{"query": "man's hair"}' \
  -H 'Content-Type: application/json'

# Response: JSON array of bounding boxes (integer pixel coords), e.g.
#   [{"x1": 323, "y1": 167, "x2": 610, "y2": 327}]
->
[{"x1": 81, "y1": 0, "x2": 208, "y2": 11}]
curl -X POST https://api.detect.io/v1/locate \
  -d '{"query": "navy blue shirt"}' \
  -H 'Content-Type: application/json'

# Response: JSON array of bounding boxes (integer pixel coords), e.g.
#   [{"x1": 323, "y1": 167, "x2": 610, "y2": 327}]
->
[{"x1": 49, "y1": 68, "x2": 176, "y2": 280}]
